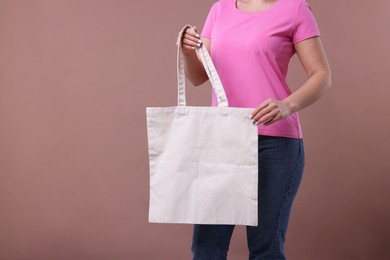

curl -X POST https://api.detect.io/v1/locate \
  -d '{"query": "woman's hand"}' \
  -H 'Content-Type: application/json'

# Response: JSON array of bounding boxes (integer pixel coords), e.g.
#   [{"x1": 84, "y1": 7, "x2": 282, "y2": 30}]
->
[
  {"x1": 250, "y1": 98, "x2": 293, "y2": 126},
  {"x1": 176, "y1": 26, "x2": 203, "y2": 56}
]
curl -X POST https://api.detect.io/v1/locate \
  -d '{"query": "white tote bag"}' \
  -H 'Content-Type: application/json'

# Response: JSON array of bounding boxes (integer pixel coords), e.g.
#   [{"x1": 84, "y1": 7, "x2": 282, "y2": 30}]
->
[{"x1": 146, "y1": 24, "x2": 258, "y2": 226}]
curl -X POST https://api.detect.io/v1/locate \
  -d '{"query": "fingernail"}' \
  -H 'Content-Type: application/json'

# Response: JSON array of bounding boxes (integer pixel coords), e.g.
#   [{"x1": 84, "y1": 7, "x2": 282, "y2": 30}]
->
[
  {"x1": 255, "y1": 121, "x2": 259, "y2": 125},
  {"x1": 196, "y1": 43, "x2": 201, "y2": 47},
  {"x1": 197, "y1": 39, "x2": 202, "y2": 43},
  {"x1": 196, "y1": 33, "x2": 200, "y2": 37},
  {"x1": 249, "y1": 114, "x2": 253, "y2": 118}
]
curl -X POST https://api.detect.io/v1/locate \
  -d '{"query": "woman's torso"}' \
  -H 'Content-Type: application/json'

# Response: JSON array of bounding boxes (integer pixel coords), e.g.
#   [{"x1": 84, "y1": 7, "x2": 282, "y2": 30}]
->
[{"x1": 200, "y1": 0, "x2": 321, "y2": 139}]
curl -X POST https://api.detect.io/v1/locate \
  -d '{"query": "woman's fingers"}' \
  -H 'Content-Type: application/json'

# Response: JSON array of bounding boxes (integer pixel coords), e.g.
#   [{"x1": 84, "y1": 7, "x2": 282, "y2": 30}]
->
[
  {"x1": 190, "y1": 26, "x2": 200, "y2": 37},
  {"x1": 252, "y1": 106, "x2": 273, "y2": 124},
  {"x1": 259, "y1": 111, "x2": 278, "y2": 125},
  {"x1": 251, "y1": 99, "x2": 281, "y2": 125},
  {"x1": 185, "y1": 35, "x2": 202, "y2": 46},
  {"x1": 177, "y1": 26, "x2": 203, "y2": 52},
  {"x1": 251, "y1": 98, "x2": 292, "y2": 126},
  {"x1": 263, "y1": 114, "x2": 283, "y2": 126},
  {"x1": 177, "y1": 32, "x2": 198, "y2": 45},
  {"x1": 255, "y1": 110, "x2": 277, "y2": 125},
  {"x1": 183, "y1": 27, "x2": 202, "y2": 45},
  {"x1": 250, "y1": 98, "x2": 271, "y2": 118},
  {"x1": 182, "y1": 38, "x2": 202, "y2": 49}
]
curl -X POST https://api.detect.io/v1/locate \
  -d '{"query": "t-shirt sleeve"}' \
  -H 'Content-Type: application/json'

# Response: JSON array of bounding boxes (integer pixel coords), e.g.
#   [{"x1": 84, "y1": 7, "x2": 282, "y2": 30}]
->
[
  {"x1": 292, "y1": 0, "x2": 321, "y2": 44},
  {"x1": 200, "y1": 3, "x2": 217, "y2": 39}
]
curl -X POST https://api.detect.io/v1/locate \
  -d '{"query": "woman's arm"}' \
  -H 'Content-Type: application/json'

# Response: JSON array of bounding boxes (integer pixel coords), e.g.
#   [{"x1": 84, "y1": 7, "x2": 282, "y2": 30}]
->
[
  {"x1": 183, "y1": 41, "x2": 209, "y2": 86},
  {"x1": 284, "y1": 36, "x2": 332, "y2": 114},
  {"x1": 250, "y1": 36, "x2": 332, "y2": 125},
  {"x1": 177, "y1": 26, "x2": 210, "y2": 86}
]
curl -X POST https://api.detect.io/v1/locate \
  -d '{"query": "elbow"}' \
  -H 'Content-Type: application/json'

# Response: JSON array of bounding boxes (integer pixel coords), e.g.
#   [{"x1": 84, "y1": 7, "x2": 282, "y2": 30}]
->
[
  {"x1": 186, "y1": 67, "x2": 210, "y2": 86},
  {"x1": 317, "y1": 69, "x2": 332, "y2": 90},
  {"x1": 326, "y1": 70, "x2": 332, "y2": 89},
  {"x1": 193, "y1": 79, "x2": 207, "y2": 86},
  {"x1": 325, "y1": 64, "x2": 332, "y2": 89},
  {"x1": 192, "y1": 79, "x2": 202, "y2": 86},
  {"x1": 191, "y1": 76, "x2": 209, "y2": 87},
  {"x1": 320, "y1": 72, "x2": 332, "y2": 97},
  {"x1": 310, "y1": 65, "x2": 332, "y2": 90}
]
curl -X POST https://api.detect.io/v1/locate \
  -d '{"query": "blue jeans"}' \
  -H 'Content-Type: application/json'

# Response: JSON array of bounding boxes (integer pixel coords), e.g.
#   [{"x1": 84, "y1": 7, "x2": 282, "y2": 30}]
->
[{"x1": 191, "y1": 134, "x2": 305, "y2": 260}]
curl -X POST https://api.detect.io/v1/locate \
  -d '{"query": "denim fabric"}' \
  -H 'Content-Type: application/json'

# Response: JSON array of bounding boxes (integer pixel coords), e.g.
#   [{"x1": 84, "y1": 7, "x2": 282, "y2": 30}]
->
[{"x1": 191, "y1": 134, "x2": 305, "y2": 260}]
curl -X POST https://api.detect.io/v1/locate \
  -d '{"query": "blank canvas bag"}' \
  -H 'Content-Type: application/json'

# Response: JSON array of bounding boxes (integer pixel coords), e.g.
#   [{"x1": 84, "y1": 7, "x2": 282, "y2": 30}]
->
[{"x1": 146, "y1": 24, "x2": 259, "y2": 226}]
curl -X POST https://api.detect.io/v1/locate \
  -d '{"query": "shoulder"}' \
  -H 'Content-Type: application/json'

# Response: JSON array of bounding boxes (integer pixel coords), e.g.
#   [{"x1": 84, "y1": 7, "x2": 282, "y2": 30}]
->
[
  {"x1": 204, "y1": 0, "x2": 225, "y2": 17},
  {"x1": 209, "y1": 0, "x2": 224, "y2": 10},
  {"x1": 279, "y1": 0, "x2": 316, "y2": 21},
  {"x1": 279, "y1": 0, "x2": 313, "y2": 13},
  {"x1": 290, "y1": 0, "x2": 316, "y2": 11},
  {"x1": 280, "y1": 0, "x2": 306, "y2": 9}
]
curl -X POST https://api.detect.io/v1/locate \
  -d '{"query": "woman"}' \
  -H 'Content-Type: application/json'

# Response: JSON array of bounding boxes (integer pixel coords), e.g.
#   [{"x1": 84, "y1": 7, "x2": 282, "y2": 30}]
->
[{"x1": 177, "y1": 0, "x2": 331, "y2": 259}]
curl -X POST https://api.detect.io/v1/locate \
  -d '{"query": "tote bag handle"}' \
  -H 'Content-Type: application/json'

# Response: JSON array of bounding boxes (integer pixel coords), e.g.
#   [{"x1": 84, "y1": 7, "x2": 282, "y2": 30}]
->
[{"x1": 177, "y1": 24, "x2": 229, "y2": 108}]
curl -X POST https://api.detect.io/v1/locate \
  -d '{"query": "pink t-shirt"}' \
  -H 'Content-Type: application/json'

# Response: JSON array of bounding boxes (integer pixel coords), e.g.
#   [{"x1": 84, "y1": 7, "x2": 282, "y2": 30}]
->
[{"x1": 200, "y1": 0, "x2": 321, "y2": 138}]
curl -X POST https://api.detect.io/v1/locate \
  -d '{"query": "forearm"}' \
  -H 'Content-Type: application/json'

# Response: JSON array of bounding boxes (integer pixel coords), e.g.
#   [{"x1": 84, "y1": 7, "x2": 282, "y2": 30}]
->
[
  {"x1": 284, "y1": 71, "x2": 332, "y2": 113},
  {"x1": 183, "y1": 51, "x2": 208, "y2": 86}
]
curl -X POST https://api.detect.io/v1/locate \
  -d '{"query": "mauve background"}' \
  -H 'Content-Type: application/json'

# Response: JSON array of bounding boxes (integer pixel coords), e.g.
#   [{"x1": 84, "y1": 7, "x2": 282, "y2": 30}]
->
[{"x1": 0, "y1": 0, "x2": 389, "y2": 259}]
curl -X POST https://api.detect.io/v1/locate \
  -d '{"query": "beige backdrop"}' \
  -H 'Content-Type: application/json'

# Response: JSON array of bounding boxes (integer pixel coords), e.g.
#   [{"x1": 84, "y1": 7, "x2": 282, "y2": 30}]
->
[{"x1": 0, "y1": 0, "x2": 389, "y2": 259}]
